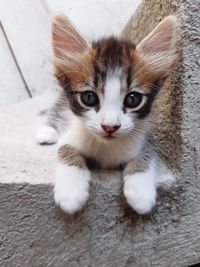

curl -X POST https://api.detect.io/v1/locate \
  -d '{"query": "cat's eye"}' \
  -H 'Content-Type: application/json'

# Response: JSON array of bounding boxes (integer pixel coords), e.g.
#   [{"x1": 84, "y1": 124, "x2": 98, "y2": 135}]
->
[
  {"x1": 80, "y1": 91, "x2": 99, "y2": 107},
  {"x1": 124, "y1": 92, "x2": 143, "y2": 109}
]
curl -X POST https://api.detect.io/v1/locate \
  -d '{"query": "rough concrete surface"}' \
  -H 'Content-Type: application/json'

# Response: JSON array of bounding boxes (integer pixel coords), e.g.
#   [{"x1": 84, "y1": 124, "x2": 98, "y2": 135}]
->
[{"x1": 0, "y1": 0, "x2": 200, "y2": 266}]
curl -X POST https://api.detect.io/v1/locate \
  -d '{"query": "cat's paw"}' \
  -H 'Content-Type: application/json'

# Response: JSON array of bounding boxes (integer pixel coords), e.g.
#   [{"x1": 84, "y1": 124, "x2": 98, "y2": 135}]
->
[
  {"x1": 54, "y1": 164, "x2": 90, "y2": 214},
  {"x1": 123, "y1": 172, "x2": 156, "y2": 214},
  {"x1": 36, "y1": 126, "x2": 58, "y2": 145}
]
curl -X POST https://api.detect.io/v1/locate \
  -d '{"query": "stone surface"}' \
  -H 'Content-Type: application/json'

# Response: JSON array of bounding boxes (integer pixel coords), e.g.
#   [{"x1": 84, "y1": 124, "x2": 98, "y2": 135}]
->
[
  {"x1": 0, "y1": 0, "x2": 200, "y2": 266},
  {"x1": 0, "y1": 181, "x2": 196, "y2": 267}
]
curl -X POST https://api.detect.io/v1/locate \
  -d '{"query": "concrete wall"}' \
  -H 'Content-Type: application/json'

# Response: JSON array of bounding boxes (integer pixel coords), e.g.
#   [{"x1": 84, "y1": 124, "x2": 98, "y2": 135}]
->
[{"x1": 0, "y1": 0, "x2": 200, "y2": 266}]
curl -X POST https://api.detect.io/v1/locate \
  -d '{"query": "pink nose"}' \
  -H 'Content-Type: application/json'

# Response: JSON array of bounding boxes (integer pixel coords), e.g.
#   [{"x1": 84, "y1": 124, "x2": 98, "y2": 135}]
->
[{"x1": 101, "y1": 124, "x2": 121, "y2": 133}]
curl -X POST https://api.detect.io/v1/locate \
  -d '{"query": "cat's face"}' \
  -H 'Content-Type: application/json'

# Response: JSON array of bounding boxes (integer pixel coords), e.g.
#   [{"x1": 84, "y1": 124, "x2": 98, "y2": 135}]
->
[
  {"x1": 62, "y1": 38, "x2": 160, "y2": 142},
  {"x1": 52, "y1": 15, "x2": 177, "y2": 142}
]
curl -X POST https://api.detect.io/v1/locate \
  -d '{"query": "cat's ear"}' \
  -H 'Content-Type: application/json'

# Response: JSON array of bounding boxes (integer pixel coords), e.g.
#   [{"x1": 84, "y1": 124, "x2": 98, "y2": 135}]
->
[
  {"x1": 137, "y1": 16, "x2": 178, "y2": 77},
  {"x1": 52, "y1": 14, "x2": 89, "y2": 71}
]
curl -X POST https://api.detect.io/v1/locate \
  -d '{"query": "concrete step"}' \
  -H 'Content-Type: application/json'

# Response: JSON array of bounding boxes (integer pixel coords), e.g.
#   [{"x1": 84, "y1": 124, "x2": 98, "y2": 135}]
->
[{"x1": 1, "y1": 0, "x2": 200, "y2": 266}]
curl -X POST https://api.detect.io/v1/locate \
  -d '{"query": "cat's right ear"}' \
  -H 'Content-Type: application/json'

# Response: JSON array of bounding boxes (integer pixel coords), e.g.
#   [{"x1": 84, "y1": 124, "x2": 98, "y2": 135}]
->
[{"x1": 52, "y1": 15, "x2": 89, "y2": 71}]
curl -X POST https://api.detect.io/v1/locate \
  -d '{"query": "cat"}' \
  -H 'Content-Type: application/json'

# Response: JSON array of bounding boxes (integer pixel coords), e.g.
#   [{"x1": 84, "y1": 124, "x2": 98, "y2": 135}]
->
[{"x1": 37, "y1": 15, "x2": 177, "y2": 214}]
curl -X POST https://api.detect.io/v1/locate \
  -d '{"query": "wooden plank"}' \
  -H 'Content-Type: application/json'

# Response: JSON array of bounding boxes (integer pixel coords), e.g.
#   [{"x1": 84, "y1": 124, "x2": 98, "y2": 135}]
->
[
  {"x1": 0, "y1": 0, "x2": 56, "y2": 96},
  {"x1": 0, "y1": 25, "x2": 29, "y2": 107}
]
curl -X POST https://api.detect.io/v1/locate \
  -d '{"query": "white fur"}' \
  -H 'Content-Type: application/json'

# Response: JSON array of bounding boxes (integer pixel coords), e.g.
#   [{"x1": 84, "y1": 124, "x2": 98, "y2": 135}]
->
[
  {"x1": 100, "y1": 73, "x2": 122, "y2": 126},
  {"x1": 59, "y1": 115, "x2": 145, "y2": 168},
  {"x1": 84, "y1": 71, "x2": 135, "y2": 140},
  {"x1": 123, "y1": 159, "x2": 157, "y2": 214},
  {"x1": 54, "y1": 163, "x2": 90, "y2": 213},
  {"x1": 36, "y1": 126, "x2": 58, "y2": 144}
]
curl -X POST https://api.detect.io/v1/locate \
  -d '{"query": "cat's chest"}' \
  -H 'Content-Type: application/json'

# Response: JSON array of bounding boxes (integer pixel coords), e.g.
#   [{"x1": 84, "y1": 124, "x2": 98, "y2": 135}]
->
[
  {"x1": 60, "y1": 124, "x2": 144, "y2": 168},
  {"x1": 81, "y1": 137, "x2": 143, "y2": 168},
  {"x1": 85, "y1": 146, "x2": 134, "y2": 167}
]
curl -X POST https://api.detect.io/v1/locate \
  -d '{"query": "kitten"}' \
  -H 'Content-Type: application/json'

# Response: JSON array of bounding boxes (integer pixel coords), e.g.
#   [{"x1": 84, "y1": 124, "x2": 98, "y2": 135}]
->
[{"x1": 37, "y1": 15, "x2": 177, "y2": 214}]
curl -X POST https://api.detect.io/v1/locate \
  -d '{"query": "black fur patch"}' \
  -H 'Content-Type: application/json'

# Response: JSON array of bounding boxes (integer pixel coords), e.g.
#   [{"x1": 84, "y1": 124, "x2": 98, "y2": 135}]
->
[
  {"x1": 126, "y1": 66, "x2": 133, "y2": 89},
  {"x1": 92, "y1": 36, "x2": 135, "y2": 78},
  {"x1": 65, "y1": 88, "x2": 88, "y2": 117},
  {"x1": 90, "y1": 36, "x2": 136, "y2": 97},
  {"x1": 64, "y1": 87, "x2": 101, "y2": 116},
  {"x1": 135, "y1": 80, "x2": 161, "y2": 119}
]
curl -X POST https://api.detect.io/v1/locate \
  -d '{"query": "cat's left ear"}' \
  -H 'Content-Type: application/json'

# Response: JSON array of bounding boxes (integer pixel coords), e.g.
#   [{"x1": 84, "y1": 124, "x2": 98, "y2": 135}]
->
[{"x1": 137, "y1": 16, "x2": 178, "y2": 77}]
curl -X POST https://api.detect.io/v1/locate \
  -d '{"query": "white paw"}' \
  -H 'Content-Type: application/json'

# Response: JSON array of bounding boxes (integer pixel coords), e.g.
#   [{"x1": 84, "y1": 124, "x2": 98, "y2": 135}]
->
[
  {"x1": 54, "y1": 164, "x2": 90, "y2": 214},
  {"x1": 123, "y1": 162, "x2": 157, "y2": 214},
  {"x1": 36, "y1": 126, "x2": 58, "y2": 145}
]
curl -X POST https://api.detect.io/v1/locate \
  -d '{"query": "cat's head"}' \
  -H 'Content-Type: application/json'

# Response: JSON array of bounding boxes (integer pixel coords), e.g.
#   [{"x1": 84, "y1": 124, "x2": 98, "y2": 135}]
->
[{"x1": 52, "y1": 15, "x2": 177, "y2": 142}]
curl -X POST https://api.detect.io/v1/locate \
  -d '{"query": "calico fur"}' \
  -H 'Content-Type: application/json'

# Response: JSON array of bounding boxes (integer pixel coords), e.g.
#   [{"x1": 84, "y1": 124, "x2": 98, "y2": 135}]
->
[{"x1": 37, "y1": 15, "x2": 178, "y2": 214}]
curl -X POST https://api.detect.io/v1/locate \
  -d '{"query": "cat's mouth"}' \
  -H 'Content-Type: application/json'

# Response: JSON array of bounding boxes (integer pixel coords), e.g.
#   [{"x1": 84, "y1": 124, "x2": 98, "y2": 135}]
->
[{"x1": 103, "y1": 134, "x2": 115, "y2": 140}]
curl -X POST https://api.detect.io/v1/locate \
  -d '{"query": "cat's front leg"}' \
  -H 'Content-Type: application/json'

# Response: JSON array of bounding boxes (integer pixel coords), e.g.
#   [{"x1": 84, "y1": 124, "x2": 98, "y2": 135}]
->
[
  {"x1": 54, "y1": 145, "x2": 90, "y2": 213},
  {"x1": 123, "y1": 154, "x2": 157, "y2": 214}
]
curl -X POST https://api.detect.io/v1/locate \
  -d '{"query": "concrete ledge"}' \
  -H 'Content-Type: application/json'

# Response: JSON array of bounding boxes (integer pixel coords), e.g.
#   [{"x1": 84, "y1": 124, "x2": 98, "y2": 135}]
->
[
  {"x1": 1, "y1": 0, "x2": 200, "y2": 266},
  {"x1": 0, "y1": 181, "x2": 193, "y2": 267}
]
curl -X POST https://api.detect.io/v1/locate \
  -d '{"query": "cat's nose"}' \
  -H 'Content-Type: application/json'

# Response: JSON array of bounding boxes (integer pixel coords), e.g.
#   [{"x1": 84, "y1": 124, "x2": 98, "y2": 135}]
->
[{"x1": 101, "y1": 124, "x2": 121, "y2": 134}]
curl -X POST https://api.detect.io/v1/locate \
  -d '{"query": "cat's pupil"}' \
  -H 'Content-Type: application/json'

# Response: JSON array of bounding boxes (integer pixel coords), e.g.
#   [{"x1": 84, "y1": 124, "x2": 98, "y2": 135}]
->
[
  {"x1": 81, "y1": 91, "x2": 99, "y2": 107},
  {"x1": 124, "y1": 92, "x2": 143, "y2": 108}
]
